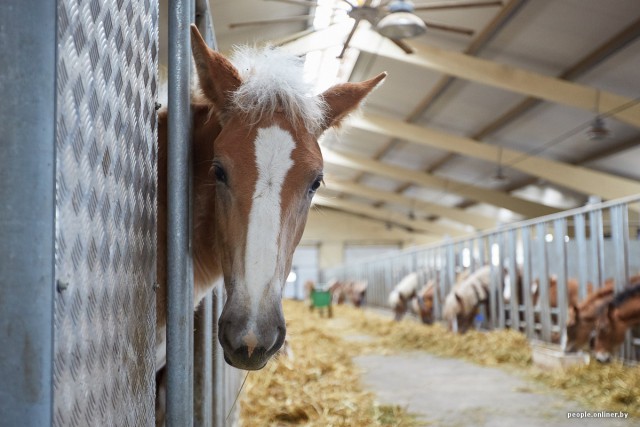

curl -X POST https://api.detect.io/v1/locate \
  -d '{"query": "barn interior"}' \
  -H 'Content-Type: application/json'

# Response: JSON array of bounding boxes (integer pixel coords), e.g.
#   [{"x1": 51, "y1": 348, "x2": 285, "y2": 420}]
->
[
  {"x1": 3, "y1": 0, "x2": 640, "y2": 426},
  {"x1": 159, "y1": 0, "x2": 640, "y2": 282}
]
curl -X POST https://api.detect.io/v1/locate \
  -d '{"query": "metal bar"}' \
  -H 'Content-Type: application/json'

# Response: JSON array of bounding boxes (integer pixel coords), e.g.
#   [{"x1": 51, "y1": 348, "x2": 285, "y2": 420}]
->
[
  {"x1": 487, "y1": 235, "x2": 499, "y2": 329},
  {"x1": 214, "y1": 281, "x2": 226, "y2": 426},
  {"x1": 0, "y1": 0, "x2": 56, "y2": 424},
  {"x1": 194, "y1": 294, "x2": 213, "y2": 427},
  {"x1": 506, "y1": 230, "x2": 519, "y2": 331},
  {"x1": 574, "y1": 213, "x2": 589, "y2": 299},
  {"x1": 522, "y1": 227, "x2": 535, "y2": 338},
  {"x1": 553, "y1": 219, "x2": 568, "y2": 347},
  {"x1": 497, "y1": 234, "x2": 507, "y2": 329},
  {"x1": 536, "y1": 223, "x2": 551, "y2": 342},
  {"x1": 192, "y1": 5, "x2": 218, "y2": 422},
  {"x1": 610, "y1": 205, "x2": 632, "y2": 359},
  {"x1": 166, "y1": 0, "x2": 193, "y2": 424}
]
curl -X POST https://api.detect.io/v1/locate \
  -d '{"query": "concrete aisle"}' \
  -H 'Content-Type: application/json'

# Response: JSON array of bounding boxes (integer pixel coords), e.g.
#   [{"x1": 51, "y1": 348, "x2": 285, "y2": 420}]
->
[{"x1": 354, "y1": 352, "x2": 631, "y2": 427}]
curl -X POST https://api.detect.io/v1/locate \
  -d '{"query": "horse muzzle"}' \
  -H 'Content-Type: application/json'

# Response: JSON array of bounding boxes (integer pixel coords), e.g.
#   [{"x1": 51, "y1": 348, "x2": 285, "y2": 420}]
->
[{"x1": 218, "y1": 313, "x2": 286, "y2": 370}]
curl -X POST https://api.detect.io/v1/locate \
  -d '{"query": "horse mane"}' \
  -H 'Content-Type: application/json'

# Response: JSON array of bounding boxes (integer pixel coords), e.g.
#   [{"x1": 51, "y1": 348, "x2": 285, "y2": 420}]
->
[
  {"x1": 228, "y1": 45, "x2": 327, "y2": 134},
  {"x1": 395, "y1": 272, "x2": 419, "y2": 298},
  {"x1": 610, "y1": 283, "x2": 640, "y2": 309},
  {"x1": 578, "y1": 282, "x2": 614, "y2": 310}
]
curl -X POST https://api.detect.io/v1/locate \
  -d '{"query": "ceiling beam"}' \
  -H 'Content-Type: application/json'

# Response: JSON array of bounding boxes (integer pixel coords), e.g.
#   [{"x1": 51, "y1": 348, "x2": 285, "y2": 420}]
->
[
  {"x1": 312, "y1": 194, "x2": 469, "y2": 236},
  {"x1": 349, "y1": 113, "x2": 640, "y2": 200},
  {"x1": 349, "y1": 32, "x2": 640, "y2": 129},
  {"x1": 323, "y1": 148, "x2": 559, "y2": 217},
  {"x1": 324, "y1": 178, "x2": 496, "y2": 229}
]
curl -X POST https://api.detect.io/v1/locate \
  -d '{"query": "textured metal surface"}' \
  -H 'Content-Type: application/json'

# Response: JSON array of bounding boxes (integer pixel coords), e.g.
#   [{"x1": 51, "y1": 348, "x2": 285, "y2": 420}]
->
[{"x1": 54, "y1": 0, "x2": 158, "y2": 425}]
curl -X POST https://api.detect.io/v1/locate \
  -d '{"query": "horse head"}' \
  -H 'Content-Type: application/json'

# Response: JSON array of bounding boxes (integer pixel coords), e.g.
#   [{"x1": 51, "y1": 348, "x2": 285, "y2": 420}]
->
[
  {"x1": 190, "y1": 26, "x2": 385, "y2": 369},
  {"x1": 594, "y1": 303, "x2": 625, "y2": 363}
]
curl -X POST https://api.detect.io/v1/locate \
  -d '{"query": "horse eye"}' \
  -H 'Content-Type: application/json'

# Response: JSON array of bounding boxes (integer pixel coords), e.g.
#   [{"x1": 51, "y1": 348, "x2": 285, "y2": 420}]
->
[
  {"x1": 309, "y1": 177, "x2": 323, "y2": 194},
  {"x1": 213, "y1": 164, "x2": 227, "y2": 185}
]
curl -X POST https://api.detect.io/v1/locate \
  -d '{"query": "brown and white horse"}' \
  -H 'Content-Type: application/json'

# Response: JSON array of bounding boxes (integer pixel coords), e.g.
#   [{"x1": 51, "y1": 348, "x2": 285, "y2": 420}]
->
[
  {"x1": 157, "y1": 25, "x2": 385, "y2": 371},
  {"x1": 564, "y1": 279, "x2": 614, "y2": 352},
  {"x1": 594, "y1": 282, "x2": 640, "y2": 363},
  {"x1": 388, "y1": 272, "x2": 434, "y2": 323},
  {"x1": 443, "y1": 265, "x2": 493, "y2": 333}
]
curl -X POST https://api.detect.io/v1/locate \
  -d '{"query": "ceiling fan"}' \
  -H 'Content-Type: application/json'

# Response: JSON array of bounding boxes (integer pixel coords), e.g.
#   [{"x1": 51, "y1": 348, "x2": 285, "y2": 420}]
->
[{"x1": 229, "y1": 0, "x2": 503, "y2": 57}]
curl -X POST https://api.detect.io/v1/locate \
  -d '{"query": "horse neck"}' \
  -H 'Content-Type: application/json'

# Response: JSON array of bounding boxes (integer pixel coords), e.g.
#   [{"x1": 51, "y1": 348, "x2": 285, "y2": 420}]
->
[
  {"x1": 579, "y1": 285, "x2": 614, "y2": 315},
  {"x1": 613, "y1": 297, "x2": 640, "y2": 326},
  {"x1": 192, "y1": 103, "x2": 223, "y2": 291}
]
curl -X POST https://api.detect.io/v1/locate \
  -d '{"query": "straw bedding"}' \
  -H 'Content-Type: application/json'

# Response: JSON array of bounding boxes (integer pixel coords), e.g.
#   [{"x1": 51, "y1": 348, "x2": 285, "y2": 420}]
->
[
  {"x1": 238, "y1": 301, "x2": 422, "y2": 426},
  {"x1": 239, "y1": 301, "x2": 640, "y2": 425}
]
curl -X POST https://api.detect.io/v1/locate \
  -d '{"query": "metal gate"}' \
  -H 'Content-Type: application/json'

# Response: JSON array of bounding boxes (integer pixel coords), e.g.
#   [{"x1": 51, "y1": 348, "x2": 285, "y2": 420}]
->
[
  {"x1": 1, "y1": 0, "x2": 241, "y2": 425},
  {"x1": 324, "y1": 195, "x2": 640, "y2": 363}
]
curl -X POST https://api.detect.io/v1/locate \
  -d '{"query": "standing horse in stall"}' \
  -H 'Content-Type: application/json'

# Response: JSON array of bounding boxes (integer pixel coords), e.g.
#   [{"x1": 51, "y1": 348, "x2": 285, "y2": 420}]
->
[
  {"x1": 388, "y1": 272, "x2": 421, "y2": 321},
  {"x1": 346, "y1": 280, "x2": 368, "y2": 307},
  {"x1": 389, "y1": 272, "x2": 435, "y2": 323},
  {"x1": 411, "y1": 280, "x2": 436, "y2": 324},
  {"x1": 156, "y1": 25, "x2": 385, "y2": 372},
  {"x1": 564, "y1": 279, "x2": 615, "y2": 352},
  {"x1": 594, "y1": 283, "x2": 640, "y2": 363},
  {"x1": 443, "y1": 265, "x2": 493, "y2": 333}
]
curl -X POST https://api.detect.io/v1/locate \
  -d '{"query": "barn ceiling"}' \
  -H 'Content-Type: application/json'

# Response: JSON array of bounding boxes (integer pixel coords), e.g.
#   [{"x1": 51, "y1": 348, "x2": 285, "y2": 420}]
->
[{"x1": 198, "y1": 0, "x2": 640, "y2": 238}]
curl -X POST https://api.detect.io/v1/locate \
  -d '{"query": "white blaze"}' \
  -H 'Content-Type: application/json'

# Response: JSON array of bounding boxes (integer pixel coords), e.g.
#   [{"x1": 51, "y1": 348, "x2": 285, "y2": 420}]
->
[{"x1": 245, "y1": 126, "x2": 295, "y2": 315}]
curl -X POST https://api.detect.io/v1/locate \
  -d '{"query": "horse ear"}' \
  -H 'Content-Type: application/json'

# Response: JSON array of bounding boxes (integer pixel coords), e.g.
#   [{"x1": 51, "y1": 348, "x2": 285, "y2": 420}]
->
[
  {"x1": 318, "y1": 72, "x2": 387, "y2": 134},
  {"x1": 190, "y1": 24, "x2": 242, "y2": 113}
]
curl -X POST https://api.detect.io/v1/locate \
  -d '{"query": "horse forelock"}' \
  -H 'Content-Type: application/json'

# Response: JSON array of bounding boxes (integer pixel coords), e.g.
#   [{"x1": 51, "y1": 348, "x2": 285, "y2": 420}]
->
[{"x1": 229, "y1": 45, "x2": 327, "y2": 134}]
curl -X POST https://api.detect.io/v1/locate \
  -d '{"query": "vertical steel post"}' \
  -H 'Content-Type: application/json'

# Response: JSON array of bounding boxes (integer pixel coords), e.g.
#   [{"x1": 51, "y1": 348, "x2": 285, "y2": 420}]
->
[
  {"x1": 506, "y1": 230, "x2": 519, "y2": 331},
  {"x1": 194, "y1": 294, "x2": 213, "y2": 427},
  {"x1": 589, "y1": 209, "x2": 605, "y2": 289},
  {"x1": 166, "y1": 0, "x2": 193, "y2": 424},
  {"x1": 522, "y1": 227, "x2": 535, "y2": 338},
  {"x1": 535, "y1": 223, "x2": 551, "y2": 341},
  {"x1": 214, "y1": 280, "x2": 226, "y2": 427},
  {"x1": 553, "y1": 219, "x2": 568, "y2": 346},
  {"x1": 0, "y1": 1, "x2": 56, "y2": 424},
  {"x1": 610, "y1": 204, "x2": 631, "y2": 359},
  {"x1": 574, "y1": 213, "x2": 589, "y2": 299}
]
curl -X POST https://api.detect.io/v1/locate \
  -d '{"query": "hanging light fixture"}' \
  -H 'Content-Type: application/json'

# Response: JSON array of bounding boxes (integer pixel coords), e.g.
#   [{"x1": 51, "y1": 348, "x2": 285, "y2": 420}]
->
[
  {"x1": 587, "y1": 90, "x2": 612, "y2": 141},
  {"x1": 377, "y1": 0, "x2": 427, "y2": 39},
  {"x1": 491, "y1": 146, "x2": 509, "y2": 185}
]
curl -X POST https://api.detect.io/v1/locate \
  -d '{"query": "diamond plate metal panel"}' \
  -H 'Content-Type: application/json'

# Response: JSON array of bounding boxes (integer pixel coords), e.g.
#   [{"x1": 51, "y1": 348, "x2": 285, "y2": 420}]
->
[{"x1": 54, "y1": 0, "x2": 158, "y2": 425}]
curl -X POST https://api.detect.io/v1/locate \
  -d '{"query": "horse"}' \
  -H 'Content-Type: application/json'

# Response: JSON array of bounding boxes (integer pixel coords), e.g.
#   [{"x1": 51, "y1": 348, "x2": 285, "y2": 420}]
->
[
  {"x1": 564, "y1": 279, "x2": 614, "y2": 352},
  {"x1": 346, "y1": 280, "x2": 368, "y2": 307},
  {"x1": 156, "y1": 25, "x2": 386, "y2": 372},
  {"x1": 594, "y1": 283, "x2": 640, "y2": 363},
  {"x1": 327, "y1": 279, "x2": 347, "y2": 305},
  {"x1": 388, "y1": 272, "x2": 435, "y2": 323},
  {"x1": 443, "y1": 265, "x2": 493, "y2": 333},
  {"x1": 388, "y1": 272, "x2": 421, "y2": 321},
  {"x1": 411, "y1": 280, "x2": 435, "y2": 324}
]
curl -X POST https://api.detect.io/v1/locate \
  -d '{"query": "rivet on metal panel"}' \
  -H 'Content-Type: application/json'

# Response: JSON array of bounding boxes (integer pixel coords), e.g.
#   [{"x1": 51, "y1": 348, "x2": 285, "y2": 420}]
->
[{"x1": 57, "y1": 280, "x2": 70, "y2": 292}]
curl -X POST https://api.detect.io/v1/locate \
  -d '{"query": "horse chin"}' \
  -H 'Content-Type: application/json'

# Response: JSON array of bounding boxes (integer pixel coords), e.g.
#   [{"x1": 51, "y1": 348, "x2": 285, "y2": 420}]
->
[
  {"x1": 223, "y1": 352, "x2": 269, "y2": 371},
  {"x1": 594, "y1": 351, "x2": 612, "y2": 364}
]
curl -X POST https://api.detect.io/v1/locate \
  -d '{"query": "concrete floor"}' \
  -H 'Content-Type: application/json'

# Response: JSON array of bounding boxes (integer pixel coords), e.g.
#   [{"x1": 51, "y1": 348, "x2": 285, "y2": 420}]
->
[{"x1": 354, "y1": 352, "x2": 631, "y2": 427}]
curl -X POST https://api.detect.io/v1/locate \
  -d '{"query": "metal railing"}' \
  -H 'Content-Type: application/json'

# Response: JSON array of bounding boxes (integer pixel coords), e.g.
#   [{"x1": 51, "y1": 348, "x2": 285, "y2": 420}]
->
[
  {"x1": 0, "y1": 0, "x2": 242, "y2": 424},
  {"x1": 167, "y1": 0, "x2": 243, "y2": 425},
  {"x1": 324, "y1": 195, "x2": 640, "y2": 362}
]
